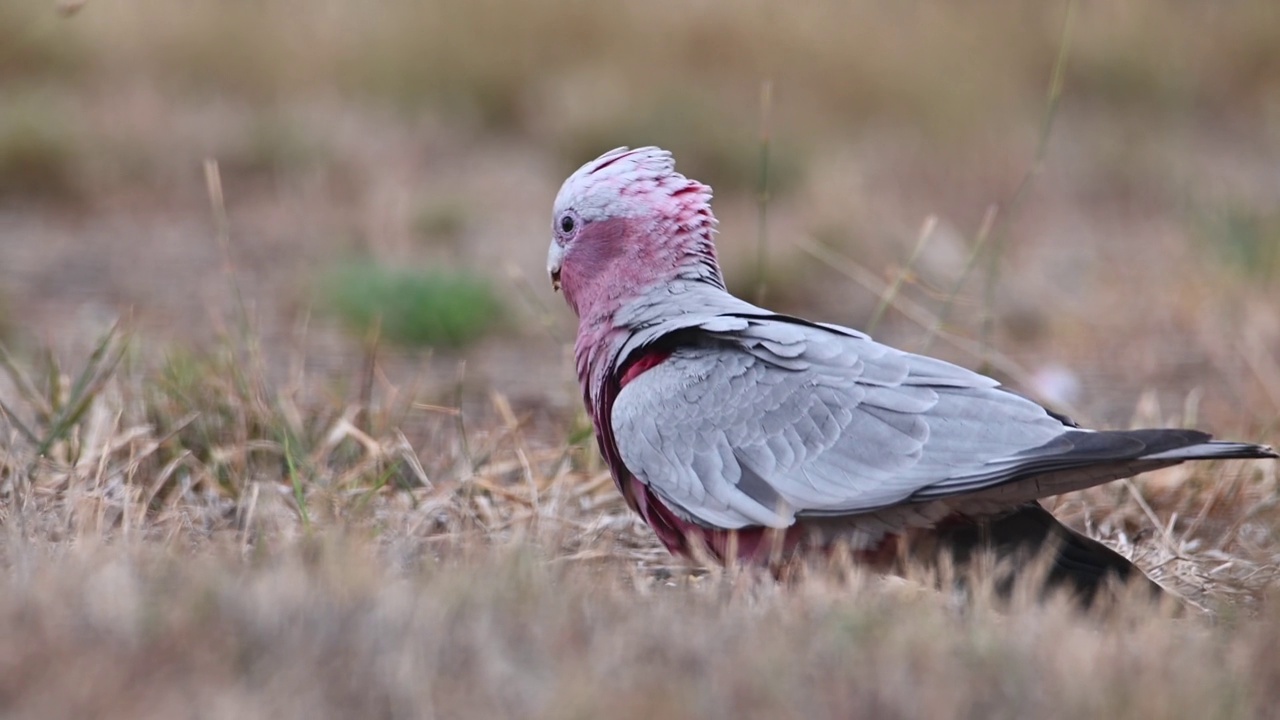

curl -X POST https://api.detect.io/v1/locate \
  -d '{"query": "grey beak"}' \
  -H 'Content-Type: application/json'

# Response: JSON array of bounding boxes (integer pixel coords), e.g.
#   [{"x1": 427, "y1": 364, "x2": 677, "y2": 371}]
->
[{"x1": 547, "y1": 242, "x2": 565, "y2": 293}]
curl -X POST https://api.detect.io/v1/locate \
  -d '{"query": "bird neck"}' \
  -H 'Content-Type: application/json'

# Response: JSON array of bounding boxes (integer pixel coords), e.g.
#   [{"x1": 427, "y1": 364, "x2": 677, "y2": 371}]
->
[{"x1": 564, "y1": 210, "x2": 724, "y2": 413}]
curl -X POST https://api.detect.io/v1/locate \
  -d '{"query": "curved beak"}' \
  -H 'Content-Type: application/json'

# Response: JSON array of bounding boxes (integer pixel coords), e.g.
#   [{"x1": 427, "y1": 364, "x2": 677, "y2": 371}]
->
[{"x1": 547, "y1": 242, "x2": 564, "y2": 293}]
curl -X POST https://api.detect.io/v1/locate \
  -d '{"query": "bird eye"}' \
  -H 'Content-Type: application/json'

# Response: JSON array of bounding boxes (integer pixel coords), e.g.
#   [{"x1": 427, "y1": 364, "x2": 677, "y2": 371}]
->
[{"x1": 560, "y1": 215, "x2": 575, "y2": 233}]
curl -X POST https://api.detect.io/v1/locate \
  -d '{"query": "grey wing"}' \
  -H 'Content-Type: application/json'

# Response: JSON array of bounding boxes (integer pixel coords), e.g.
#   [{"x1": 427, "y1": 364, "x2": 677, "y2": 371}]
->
[{"x1": 610, "y1": 317, "x2": 1072, "y2": 530}]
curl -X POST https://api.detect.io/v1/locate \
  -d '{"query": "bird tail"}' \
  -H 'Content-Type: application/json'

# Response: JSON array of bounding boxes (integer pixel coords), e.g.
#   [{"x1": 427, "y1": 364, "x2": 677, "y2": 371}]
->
[
  {"x1": 1141, "y1": 439, "x2": 1278, "y2": 461},
  {"x1": 956, "y1": 430, "x2": 1277, "y2": 507}
]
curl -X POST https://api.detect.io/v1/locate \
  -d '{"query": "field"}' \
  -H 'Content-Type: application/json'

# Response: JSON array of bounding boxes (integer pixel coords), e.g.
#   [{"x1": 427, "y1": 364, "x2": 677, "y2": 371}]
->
[{"x1": 1, "y1": 1, "x2": 1279, "y2": 717}]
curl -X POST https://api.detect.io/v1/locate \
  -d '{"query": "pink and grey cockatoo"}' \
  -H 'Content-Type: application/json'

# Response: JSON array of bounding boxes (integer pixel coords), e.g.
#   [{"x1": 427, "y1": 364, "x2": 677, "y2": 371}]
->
[{"x1": 548, "y1": 146, "x2": 1277, "y2": 600}]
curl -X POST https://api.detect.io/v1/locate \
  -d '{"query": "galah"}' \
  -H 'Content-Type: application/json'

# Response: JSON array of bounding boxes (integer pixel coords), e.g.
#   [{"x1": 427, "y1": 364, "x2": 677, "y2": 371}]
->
[{"x1": 548, "y1": 146, "x2": 1277, "y2": 601}]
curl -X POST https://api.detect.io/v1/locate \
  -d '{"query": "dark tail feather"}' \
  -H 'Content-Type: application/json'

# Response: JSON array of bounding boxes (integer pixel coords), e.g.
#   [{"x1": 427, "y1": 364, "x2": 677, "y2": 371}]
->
[
  {"x1": 1141, "y1": 438, "x2": 1278, "y2": 462},
  {"x1": 927, "y1": 502, "x2": 1162, "y2": 606},
  {"x1": 956, "y1": 431, "x2": 1277, "y2": 506}
]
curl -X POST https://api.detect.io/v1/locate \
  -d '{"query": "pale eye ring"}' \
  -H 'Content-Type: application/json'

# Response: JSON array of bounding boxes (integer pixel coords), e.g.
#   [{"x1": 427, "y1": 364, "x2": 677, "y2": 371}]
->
[{"x1": 560, "y1": 215, "x2": 575, "y2": 234}]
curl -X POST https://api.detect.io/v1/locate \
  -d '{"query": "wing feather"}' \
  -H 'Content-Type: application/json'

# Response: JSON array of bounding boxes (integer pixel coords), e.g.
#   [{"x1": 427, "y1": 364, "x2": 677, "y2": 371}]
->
[{"x1": 611, "y1": 315, "x2": 1069, "y2": 529}]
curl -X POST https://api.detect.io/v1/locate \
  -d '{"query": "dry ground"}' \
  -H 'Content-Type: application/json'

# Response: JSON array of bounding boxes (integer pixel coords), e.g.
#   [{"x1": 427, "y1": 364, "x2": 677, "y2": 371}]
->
[{"x1": 1, "y1": 1, "x2": 1280, "y2": 717}]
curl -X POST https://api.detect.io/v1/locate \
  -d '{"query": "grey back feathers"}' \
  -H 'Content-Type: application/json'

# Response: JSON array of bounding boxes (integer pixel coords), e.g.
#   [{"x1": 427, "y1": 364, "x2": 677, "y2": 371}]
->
[{"x1": 609, "y1": 284, "x2": 1277, "y2": 531}]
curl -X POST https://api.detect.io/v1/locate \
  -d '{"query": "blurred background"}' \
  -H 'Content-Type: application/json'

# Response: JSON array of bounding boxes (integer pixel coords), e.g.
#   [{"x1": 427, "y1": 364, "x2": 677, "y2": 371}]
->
[{"x1": 1, "y1": 0, "x2": 1277, "y2": 435}]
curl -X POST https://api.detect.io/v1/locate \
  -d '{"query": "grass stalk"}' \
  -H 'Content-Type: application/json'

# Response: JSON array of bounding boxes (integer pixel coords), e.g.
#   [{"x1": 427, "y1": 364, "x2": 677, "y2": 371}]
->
[
  {"x1": 978, "y1": 0, "x2": 1076, "y2": 359},
  {"x1": 920, "y1": 204, "x2": 998, "y2": 351},
  {"x1": 868, "y1": 215, "x2": 936, "y2": 334}
]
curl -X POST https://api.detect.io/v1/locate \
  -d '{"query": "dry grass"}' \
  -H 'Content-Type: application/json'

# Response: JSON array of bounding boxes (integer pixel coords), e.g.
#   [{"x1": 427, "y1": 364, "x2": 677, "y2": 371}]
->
[
  {"x1": 0, "y1": 539, "x2": 1272, "y2": 720},
  {"x1": 0, "y1": 0, "x2": 1279, "y2": 716},
  {"x1": 0, "y1": 314, "x2": 1276, "y2": 717},
  {"x1": 0, "y1": 538, "x2": 1276, "y2": 720}
]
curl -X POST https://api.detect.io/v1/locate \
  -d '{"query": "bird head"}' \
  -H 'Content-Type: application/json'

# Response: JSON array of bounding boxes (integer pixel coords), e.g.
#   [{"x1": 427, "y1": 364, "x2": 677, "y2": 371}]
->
[{"x1": 548, "y1": 147, "x2": 722, "y2": 316}]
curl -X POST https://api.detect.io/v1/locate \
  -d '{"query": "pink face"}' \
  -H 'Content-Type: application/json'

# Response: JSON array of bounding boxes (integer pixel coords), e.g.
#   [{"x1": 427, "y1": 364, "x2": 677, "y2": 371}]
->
[
  {"x1": 548, "y1": 146, "x2": 718, "y2": 317},
  {"x1": 549, "y1": 213, "x2": 637, "y2": 316}
]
